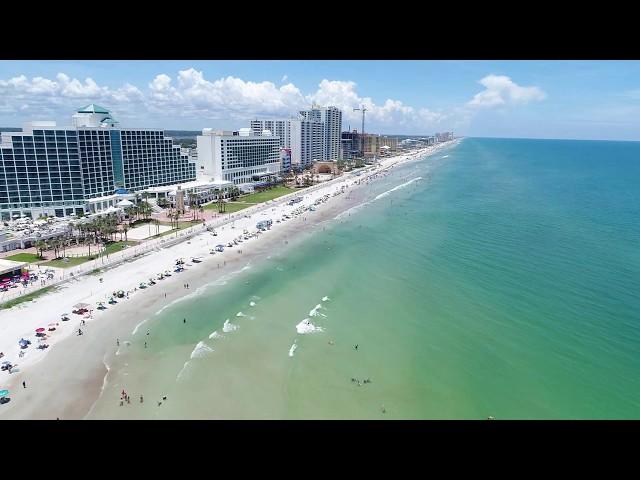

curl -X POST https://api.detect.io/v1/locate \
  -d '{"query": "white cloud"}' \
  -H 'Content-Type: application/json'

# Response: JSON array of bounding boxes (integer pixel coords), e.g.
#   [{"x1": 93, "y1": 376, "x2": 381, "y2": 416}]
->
[
  {"x1": 0, "y1": 69, "x2": 461, "y2": 133},
  {"x1": 468, "y1": 74, "x2": 546, "y2": 108},
  {"x1": 307, "y1": 79, "x2": 447, "y2": 131},
  {"x1": 0, "y1": 73, "x2": 144, "y2": 118},
  {"x1": 146, "y1": 68, "x2": 308, "y2": 120}
]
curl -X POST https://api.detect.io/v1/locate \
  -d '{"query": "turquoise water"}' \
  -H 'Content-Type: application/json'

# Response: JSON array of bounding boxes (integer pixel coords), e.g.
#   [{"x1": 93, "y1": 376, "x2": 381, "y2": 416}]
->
[{"x1": 88, "y1": 138, "x2": 640, "y2": 419}]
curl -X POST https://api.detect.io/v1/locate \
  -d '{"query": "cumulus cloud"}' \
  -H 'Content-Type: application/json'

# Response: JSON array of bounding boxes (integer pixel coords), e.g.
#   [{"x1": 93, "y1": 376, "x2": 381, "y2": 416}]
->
[
  {"x1": 0, "y1": 73, "x2": 143, "y2": 116},
  {"x1": 146, "y1": 68, "x2": 307, "y2": 120},
  {"x1": 468, "y1": 74, "x2": 546, "y2": 108},
  {"x1": 307, "y1": 79, "x2": 447, "y2": 130},
  {"x1": 0, "y1": 68, "x2": 468, "y2": 132}
]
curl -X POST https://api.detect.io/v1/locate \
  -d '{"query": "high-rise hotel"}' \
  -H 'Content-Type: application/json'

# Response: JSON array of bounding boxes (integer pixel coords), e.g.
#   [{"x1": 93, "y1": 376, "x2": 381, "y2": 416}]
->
[
  {"x1": 249, "y1": 105, "x2": 342, "y2": 170},
  {"x1": 196, "y1": 128, "x2": 281, "y2": 187},
  {"x1": 299, "y1": 105, "x2": 342, "y2": 161},
  {"x1": 0, "y1": 105, "x2": 196, "y2": 220}
]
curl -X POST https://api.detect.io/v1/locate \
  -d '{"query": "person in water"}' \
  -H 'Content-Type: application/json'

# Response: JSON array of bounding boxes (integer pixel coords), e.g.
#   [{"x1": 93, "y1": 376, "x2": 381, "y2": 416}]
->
[{"x1": 354, "y1": 344, "x2": 358, "y2": 350}]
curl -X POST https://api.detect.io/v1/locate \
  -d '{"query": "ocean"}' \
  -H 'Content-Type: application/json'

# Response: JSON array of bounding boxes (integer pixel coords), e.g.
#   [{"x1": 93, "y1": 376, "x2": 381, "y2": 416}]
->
[{"x1": 87, "y1": 138, "x2": 640, "y2": 419}]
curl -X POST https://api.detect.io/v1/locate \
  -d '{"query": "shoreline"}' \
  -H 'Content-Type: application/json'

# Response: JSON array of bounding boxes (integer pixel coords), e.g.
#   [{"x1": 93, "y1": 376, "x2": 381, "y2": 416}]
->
[{"x1": 0, "y1": 140, "x2": 460, "y2": 419}]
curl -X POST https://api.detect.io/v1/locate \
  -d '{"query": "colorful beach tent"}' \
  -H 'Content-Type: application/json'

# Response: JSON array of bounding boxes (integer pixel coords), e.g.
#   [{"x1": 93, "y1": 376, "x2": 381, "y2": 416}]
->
[
  {"x1": 35, "y1": 328, "x2": 45, "y2": 333},
  {"x1": 0, "y1": 390, "x2": 9, "y2": 398}
]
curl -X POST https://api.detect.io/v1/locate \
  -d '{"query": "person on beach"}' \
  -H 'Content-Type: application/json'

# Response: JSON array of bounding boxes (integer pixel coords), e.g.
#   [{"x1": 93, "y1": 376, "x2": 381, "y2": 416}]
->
[
  {"x1": 22, "y1": 381, "x2": 26, "y2": 388},
  {"x1": 144, "y1": 342, "x2": 147, "y2": 348},
  {"x1": 140, "y1": 395, "x2": 144, "y2": 403},
  {"x1": 117, "y1": 339, "x2": 119, "y2": 346}
]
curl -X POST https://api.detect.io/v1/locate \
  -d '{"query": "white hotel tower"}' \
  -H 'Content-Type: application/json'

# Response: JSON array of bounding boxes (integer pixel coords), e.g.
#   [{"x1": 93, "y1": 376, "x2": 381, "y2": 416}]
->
[{"x1": 196, "y1": 128, "x2": 281, "y2": 188}]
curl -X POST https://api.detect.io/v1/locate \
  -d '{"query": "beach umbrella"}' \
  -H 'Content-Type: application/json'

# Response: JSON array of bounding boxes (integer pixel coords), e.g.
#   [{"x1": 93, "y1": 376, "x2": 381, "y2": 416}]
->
[
  {"x1": 35, "y1": 328, "x2": 45, "y2": 333},
  {"x1": 0, "y1": 390, "x2": 9, "y2": 398}
]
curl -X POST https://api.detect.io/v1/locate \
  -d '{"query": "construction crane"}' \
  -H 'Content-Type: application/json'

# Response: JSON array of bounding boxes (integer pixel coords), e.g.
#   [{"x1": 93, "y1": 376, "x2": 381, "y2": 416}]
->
[
  {"x1": 353, "y1": 105, "x2": 367, "y2": 135},
  {"x1": 353, "y1": 105, "x2": 367, "y2": 157}
]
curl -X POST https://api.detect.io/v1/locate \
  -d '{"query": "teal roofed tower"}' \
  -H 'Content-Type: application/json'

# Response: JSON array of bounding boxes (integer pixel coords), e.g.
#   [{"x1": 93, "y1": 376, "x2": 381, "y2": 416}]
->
[{"x1": 77, "y1": 104, "x2": 111, "y2": 114}]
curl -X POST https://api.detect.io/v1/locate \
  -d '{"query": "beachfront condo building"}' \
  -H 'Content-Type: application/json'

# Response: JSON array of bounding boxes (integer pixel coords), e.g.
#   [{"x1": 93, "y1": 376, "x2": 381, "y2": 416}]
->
[
  {"x1": 196, "y1": 129, "x2": 281, "y2": 188},
  {"x1": 379, "y1": 136, "x2": 399, "y2": 152},
  {"x1": 290, "y1": 119, "x2": 325, "y2": 170},
  {"x1": 0, "y1": 105, "x2": 196, "y2": 221},
  {"x1": 299, "y1": 105, "x2": 342, "y2": 161},
  {"x1": 249, "y1": 118, "x2": 325, "y2": 171},
  {"x1": 341, "y1": 130, "x2": 361, "y2": 160},
  {"x1": 250, "y1": 119, "x2": 291, "y2": 148},
  {"x1": 360, "y1": 133, "x2": 381, "y2": 158}
]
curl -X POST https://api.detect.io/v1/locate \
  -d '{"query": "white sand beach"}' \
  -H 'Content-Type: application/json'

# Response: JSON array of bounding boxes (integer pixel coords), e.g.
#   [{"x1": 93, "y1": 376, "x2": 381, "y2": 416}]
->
[{"x1": 0, "y1": 141, "x2": 458, "y2": 419}]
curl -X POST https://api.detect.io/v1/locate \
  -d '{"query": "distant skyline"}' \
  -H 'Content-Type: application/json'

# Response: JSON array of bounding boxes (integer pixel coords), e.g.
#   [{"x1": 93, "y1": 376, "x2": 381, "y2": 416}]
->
[{"x1": 1, "y1": 60, "x2": 639, "y2": 141}]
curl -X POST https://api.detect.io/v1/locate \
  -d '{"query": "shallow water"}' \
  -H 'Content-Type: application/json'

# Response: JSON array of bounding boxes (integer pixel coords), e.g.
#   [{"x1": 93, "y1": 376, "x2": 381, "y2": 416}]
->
[{"x1": 87, "y1": 138, "x2": 640, "y2": 419}]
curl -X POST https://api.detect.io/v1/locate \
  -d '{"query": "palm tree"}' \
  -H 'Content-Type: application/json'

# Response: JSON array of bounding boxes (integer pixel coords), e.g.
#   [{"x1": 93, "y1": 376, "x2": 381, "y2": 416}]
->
[
  {"x1": 139, "y1": 201, "x2": 152, "y2": 222},
  {"x1": 35, "y1": 240, "x2": 47, "y2": 259}
]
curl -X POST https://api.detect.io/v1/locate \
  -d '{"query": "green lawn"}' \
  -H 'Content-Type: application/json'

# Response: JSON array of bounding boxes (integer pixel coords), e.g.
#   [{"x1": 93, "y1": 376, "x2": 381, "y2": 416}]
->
[
  {"x1": 239, "y1": 186, "x2": 293, "y2": 203},
  {"x1": 204, "y1": 202, "x2": 252, "y2": 213},
  {"x1": 0, "y1": 286, "x2": 56, "y2": 310},
  {"x1": 40, "y1": 241, "x2": 138, "y2": 268},
  {"x1": 151, "y1": 221, "x2": 201, "y2": 239},
  {"x1": 204, "y1": 187, "x2": 293, "y2": 212},
  {"x1": 103, "y1": 241, "x2": 138, "y2": 255},
  {"x1": 5, "y1": 253, "x2": 42, "y2": 263}
]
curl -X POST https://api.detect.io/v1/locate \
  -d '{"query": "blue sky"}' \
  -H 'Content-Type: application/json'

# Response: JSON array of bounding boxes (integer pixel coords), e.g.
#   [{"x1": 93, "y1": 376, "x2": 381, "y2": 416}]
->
[{"x1": 1, "y1": 60, "x2": 639, "y2": 140}]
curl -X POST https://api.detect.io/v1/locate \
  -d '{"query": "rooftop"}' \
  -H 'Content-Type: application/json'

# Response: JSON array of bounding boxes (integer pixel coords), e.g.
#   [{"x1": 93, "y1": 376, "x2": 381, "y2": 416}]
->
[
  {"x1": 77, "y1": 104, "x2": 111, "y2": 114},
  {"x1": 0, "y1": 258, "x2": 28, "y2": 275}
]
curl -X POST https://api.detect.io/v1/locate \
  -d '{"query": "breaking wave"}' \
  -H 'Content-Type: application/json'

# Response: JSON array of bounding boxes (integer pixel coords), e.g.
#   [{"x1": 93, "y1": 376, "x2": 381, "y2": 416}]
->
[
  {"x1": 190, "y1": 341, "x2": 214, "y2": 359},
  {"x1": 296, "y1": 318, "x2": 323, "y2": 335},
  {"x1": 223, "y1": 319, "x2": 239, "y2": 333}
]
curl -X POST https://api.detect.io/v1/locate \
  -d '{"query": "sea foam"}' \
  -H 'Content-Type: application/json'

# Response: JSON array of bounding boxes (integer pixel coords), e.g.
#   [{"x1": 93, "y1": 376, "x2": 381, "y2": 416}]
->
[
  {"x1": 296, "y1": 318, "x2": 323, "y2": 335},
  {"x1": 322, "y1": 296, "x2": 330, "y2": 302},
  {"x1": 223, "y1": 319, "x2": 239, "y2": 333},
  {"x1": 309, "y1": 304, "x2": 326, "y2": 317},
  {"x1": 190, "y1": 341, "x2": 214, "y2": 359},
  {"x1": 289, "y1": 342, "x2": 298, "y2": 357},
  {"x1": 176, "y1": 361, "x2": 192, "y2": 382},
  {"x1": 375, "y1": 177, "x2": 422, "y2": 200}
]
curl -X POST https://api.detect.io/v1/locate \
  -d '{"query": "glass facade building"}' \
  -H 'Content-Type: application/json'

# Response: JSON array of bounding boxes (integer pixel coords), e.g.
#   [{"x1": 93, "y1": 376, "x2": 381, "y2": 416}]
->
[
  {"x1": 0, "y1": 128, "x2": 86, "y2": 220},
  {"x1": 0, "y1": 106, "x2": 196, "y2": 220},
  {"x1": 119, "y1": 130, "x2": 195, "y2": 191}
]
